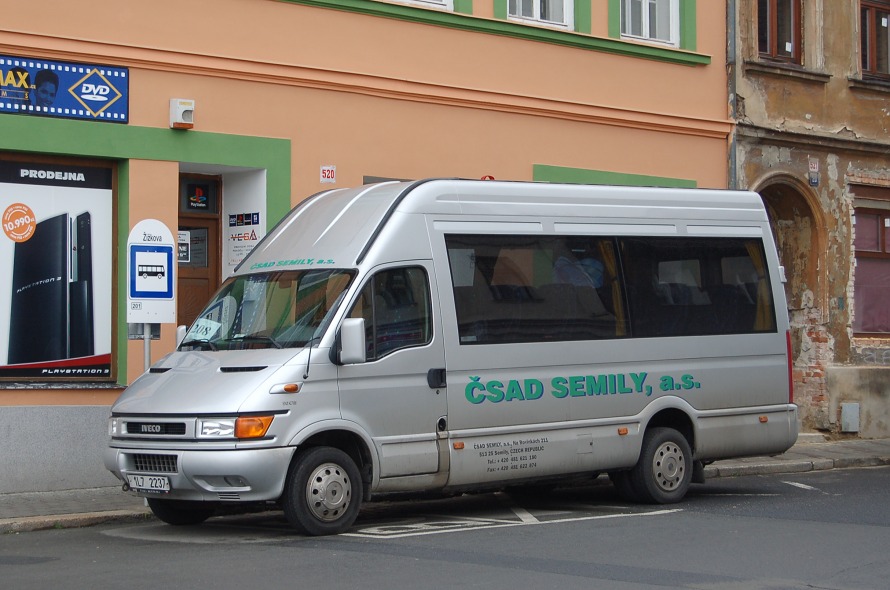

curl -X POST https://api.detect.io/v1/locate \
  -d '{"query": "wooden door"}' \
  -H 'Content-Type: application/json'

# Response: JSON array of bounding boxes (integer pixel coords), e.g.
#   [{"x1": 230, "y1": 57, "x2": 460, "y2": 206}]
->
[{"x1": 177, "y1": 216, "x2": 220, "y2": 328}]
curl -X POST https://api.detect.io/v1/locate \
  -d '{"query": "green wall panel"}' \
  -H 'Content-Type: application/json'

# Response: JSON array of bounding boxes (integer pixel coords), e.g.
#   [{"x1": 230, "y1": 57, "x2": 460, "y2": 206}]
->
[
  {"x1": 453, "y1": 0, "x2": 472, "y2": 14},
  {"x1": 533, "y1": 164, "x2": 697, "y2": 188}
]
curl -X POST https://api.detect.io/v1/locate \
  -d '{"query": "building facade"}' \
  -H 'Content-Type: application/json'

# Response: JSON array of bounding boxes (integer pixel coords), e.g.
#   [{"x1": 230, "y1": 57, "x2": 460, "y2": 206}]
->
[
  {"x1": 0, "y1": 0, "x2": 730, "y2": 493},
  {"x1": 730, "y1": 0, "x2": 890, "y2": 438}
]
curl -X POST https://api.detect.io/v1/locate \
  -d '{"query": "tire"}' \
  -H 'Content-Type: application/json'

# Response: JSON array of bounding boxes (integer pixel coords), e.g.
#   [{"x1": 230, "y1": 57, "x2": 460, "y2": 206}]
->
[
  {"x1": 627, "y1": 427, "x2": 692, "y2": 504},
  {"x1": 147, "y1": 498, "x2": 215, "y2": 525},
  {"x1": 283, "y1": 446, "x2": 362, "y2": 536}
]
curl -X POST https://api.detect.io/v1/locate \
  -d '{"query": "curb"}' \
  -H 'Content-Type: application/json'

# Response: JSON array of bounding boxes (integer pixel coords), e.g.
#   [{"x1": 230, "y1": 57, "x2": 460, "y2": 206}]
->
[
  {"x1": 704, "y1": 456, "x2": 890, "y2": 479},
  {"x1": 0, "y1": 510, "x2": 152, "y2": 534}
]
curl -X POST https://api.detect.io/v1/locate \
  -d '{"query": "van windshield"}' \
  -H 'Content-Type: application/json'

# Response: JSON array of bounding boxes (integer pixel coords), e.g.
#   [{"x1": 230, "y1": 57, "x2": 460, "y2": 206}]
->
[{"x1": 179, "y1": 269, "x2": 354, "y2": 351}]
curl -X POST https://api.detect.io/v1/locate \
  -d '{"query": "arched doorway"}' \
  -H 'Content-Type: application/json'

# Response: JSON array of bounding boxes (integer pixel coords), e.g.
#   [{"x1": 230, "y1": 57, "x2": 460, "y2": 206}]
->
[{"x1": 756, "y1": 176, "x2": 830, "y2": 431}]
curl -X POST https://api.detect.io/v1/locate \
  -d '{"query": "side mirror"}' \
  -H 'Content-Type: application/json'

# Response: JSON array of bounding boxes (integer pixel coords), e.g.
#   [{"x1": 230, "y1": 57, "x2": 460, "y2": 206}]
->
[
  {"x1": 175, "y1": 325, "x2": 187, "y2": 348},
  {"x1": 338, "y1": 318, "x2": 366, "y2": 364}
]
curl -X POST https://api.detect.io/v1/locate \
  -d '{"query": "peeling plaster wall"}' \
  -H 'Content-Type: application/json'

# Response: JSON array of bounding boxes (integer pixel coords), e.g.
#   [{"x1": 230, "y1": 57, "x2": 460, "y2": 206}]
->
[{"x1": 732, "y1": 0, "x2": 890, "y2": 436}]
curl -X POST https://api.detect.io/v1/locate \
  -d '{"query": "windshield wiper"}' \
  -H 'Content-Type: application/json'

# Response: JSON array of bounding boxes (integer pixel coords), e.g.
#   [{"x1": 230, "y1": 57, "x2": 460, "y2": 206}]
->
[
  {"x1": 225, "y1": 335, "x2": 283, "y2": 349},
  {"x1": 179, "y1": 338, "x2": 218, "y2": 351}
]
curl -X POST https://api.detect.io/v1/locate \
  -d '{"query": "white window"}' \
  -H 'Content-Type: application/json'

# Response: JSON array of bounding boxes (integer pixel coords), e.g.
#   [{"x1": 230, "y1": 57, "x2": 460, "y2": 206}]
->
[
  {"x1": 508, "y1": 0, "x2": 574, "y2": 29},
  {"x1": 621, "y1": 0, "x2": 679, "y2": 46}
]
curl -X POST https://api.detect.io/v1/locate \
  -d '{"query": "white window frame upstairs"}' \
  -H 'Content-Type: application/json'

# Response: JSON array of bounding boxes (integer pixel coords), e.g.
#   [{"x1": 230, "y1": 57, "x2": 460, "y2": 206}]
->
[
  {"x1": 508, "y1": 0, "x2": 575, "y2": 30},
  {"x1": 620, "y1": 0, "x2": 680, "y2": 47}
]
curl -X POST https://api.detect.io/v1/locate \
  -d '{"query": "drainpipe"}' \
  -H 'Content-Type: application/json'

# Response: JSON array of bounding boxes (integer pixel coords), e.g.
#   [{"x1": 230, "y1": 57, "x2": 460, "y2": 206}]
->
[{"x1": 727, "y1": 0, "x2": 739, "y2": 190}]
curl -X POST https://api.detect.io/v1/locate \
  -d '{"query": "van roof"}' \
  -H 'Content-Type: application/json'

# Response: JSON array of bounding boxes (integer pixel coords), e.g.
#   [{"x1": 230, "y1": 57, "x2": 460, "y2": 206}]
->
[{"x1": 237, "y1": 179, "x2": 768, "y2": 273}]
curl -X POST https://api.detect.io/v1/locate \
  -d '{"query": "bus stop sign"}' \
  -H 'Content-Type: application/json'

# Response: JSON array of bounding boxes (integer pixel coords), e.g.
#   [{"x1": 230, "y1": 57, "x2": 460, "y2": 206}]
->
[{"x1": 127, "y1": 219, "x2": 176, "y2": 324}]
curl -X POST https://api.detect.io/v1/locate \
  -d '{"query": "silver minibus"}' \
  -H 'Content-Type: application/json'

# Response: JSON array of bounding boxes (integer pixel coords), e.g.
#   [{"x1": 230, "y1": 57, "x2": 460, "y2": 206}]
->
[{"x1": 105, "y1": 179, "x2": 798, "y2": 535}]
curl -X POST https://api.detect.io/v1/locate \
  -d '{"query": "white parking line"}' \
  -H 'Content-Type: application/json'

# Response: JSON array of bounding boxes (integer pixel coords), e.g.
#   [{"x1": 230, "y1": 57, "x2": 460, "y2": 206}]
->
[
  {"x1": 782, "y1": 481, "x2": 820, "y2": 492},
  {"x1": 495, "y1": 492, "x2": 540, "y2": 524},
  {"x1": 344, "y1": 509, "x2": 682, "y2": 539}
]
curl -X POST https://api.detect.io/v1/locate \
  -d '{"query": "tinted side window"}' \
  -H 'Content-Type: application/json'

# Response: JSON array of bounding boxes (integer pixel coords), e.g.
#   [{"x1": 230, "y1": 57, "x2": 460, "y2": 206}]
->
[
  {"x1": 348, "y1": 267, "x2": 432, "y2": 360},
  {"x1": 445, "y1": 234, "x2": 627, "y2": 344},
  {"x1": 619, "y1": 237, "x2": 777, "y2": 337}
]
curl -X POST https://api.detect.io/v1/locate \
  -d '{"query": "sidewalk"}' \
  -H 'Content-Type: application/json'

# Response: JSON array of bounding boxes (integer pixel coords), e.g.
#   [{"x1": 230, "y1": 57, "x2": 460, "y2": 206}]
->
[{"x1": 2, "y1": 434, "x2": 889, "y2": 534}]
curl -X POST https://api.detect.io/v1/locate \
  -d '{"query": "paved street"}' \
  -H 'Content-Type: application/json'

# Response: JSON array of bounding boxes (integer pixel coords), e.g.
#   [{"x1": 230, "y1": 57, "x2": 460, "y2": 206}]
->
[
  {"x1": 3, "y1": 435, "x2": 889, "y2": 534},
  {"x1": 2, "y1": 466, "x2": 889, "y2": 590}
]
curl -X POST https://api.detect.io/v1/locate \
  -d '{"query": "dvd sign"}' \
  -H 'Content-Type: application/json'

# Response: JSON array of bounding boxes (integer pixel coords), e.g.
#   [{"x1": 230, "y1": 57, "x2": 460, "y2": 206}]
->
[
  {"x1": 80, "y1": 83, "x2": 112, "y2": 101},
  {"x1": 0, "y1": 54, "x2": 128, "y2": 123},
  {"x1": 71, "y1": 70, "x2": 123, "y2": 117}
]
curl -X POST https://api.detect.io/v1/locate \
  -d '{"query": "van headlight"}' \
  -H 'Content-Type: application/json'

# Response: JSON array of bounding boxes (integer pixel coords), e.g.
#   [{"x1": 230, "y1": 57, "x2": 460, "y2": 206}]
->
[
  {"x1": 198, "y1": 418, "x2": 236, "y2": 438},
  {"x1": 108, "y1": 417, "x2": 120, "y2": 436},
  {"x1": 197, "y1": 416, "x2": 274, "y2": 439}
]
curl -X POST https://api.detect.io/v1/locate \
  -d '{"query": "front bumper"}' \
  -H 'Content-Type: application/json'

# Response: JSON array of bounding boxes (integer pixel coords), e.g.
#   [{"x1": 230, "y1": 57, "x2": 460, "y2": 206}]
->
[{"x1": 104, "y1": 445, "x2": 296, "y2": 502}]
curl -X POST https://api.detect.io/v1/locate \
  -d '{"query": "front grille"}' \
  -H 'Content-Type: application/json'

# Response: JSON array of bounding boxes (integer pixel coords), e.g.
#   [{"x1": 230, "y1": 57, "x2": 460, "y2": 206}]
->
[
  {"x1": 132, "y1": 454, "x2": 178, "y2": 473},
  {"x1": 126, "y1": 421, "x2": 186, "y2": 435}
]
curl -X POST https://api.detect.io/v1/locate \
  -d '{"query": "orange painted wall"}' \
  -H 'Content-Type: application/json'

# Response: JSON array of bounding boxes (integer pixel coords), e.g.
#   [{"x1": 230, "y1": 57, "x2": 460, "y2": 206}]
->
[
  {"x1": 4, "y1": 0, "x2": 731, "y2": 199},
  {"x1": 1, "y1": 0, "x2": 731, "y2": 403}
]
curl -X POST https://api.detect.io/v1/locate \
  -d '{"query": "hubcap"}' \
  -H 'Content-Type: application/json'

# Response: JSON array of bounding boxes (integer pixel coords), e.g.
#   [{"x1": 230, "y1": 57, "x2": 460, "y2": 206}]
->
[
  {"x1": 305, "y1": 462, "x2": 352, "y2": 522},
  {"x1": 651, "y1": 441, "x2": 685, "y2": 493}
]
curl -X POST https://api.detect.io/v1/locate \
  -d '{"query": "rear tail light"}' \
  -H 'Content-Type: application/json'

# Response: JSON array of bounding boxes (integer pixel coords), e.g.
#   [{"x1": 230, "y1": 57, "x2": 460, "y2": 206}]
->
[{"x1": 786, "y1": 330, "x2": 794, "y2": 404}]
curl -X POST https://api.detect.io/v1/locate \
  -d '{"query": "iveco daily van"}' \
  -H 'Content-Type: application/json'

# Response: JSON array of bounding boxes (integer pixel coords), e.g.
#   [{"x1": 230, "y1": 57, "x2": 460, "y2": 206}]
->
[{"x1": 105, "y1": 179, "x2": 798, "y2": 536}]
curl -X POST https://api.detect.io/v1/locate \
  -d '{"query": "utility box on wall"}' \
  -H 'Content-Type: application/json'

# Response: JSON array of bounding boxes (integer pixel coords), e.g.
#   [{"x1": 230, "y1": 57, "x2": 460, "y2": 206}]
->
[{"x1": 841, "y1": 402, "x2": 860, "y2": 433}]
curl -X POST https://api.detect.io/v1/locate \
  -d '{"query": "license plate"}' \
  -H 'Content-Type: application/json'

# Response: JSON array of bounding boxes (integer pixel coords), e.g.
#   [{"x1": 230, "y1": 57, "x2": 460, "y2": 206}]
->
[{"x1": 127, "y1": 474, "x2": 170, "y2": 493}]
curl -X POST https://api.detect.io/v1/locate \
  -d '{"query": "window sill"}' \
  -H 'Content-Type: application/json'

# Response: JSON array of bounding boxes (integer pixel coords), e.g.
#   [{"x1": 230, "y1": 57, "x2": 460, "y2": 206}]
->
[
  {"x1": 848, "y1": 76, "x2": 890, "y2": 94},
  {"x1": 620, "y1": 34, "x2": 679, "y2": 51},
  {"x1": 744, "y1": 60, "x2": 830, "y2": 84},
  {"x1": 506, "y1": 16, "x2": 572, "y2": 32},
  {"x1": 852, "y1": 335, "x2": 890, "y2": 344}
]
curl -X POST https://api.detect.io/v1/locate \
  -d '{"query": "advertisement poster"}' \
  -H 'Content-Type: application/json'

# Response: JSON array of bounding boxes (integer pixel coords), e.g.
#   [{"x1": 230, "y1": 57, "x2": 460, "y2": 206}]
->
[
  {"x1": 227, "y1": 210, "x2": 263, "y2": 271},
  {"x1": 0, "y1": 159, "x2": 113, "y2": 379},
  {"x1": 0, "y1": 54, "x2": 129, "y2": 123}
]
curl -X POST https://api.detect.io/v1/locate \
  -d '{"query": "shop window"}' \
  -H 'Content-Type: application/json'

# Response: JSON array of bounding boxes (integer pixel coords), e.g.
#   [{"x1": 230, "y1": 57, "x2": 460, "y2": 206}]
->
[
  {"x1": 1, "y1": 157, "x2": 115, "y2": 381},
  {"x1": 861, "y1": 1, "x2": 890, "y2": 78},
  {"x1": 757, "y1": 0, "x2": 801, "y2": 64},
  {"x1": 620, "y1": 0, "x2": 679, "y2": 46},
  {"x1": 508, "y1": 0, "x2": 574, "y2": 29},
  {"x1": 854, "y1": 208, "x2": 890, "y2": 334}
]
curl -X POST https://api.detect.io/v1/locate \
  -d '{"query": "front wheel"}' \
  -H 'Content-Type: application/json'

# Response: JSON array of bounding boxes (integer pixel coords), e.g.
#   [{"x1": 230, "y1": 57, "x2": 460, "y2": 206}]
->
[
  {"x1": 627, "y1": 427, "x2": 692, "y2": 504},
  {"x1": 147, "y1": 498, "x2": 215, "y2": 525},
  {"x1": 283, "y1": 446, "x2": 362, "y2": 536}
]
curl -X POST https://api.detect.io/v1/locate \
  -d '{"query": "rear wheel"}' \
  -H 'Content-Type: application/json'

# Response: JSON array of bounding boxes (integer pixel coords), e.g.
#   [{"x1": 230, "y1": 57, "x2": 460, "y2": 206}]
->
[
  {"x1": 627, "y1": 427, "x2": 692, "y2": 504},
  {"x1": 147, "y1": 498, "x2": 215, "y2": 525},
  {"x1": 283, "y1": 446, "x2": 362, "y2": 536}
]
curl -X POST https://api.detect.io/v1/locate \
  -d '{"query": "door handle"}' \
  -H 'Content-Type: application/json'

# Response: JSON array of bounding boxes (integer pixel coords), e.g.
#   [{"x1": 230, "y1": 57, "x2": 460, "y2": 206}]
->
[{"x1": 427, "y1": 368, "x2": 446, "y2": 389}]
